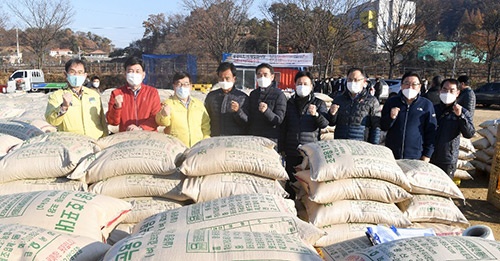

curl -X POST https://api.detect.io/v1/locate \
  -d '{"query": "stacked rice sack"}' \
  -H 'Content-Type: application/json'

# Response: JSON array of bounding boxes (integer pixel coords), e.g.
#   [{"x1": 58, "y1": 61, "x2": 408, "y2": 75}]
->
[
  {"x1": 69, "y1": 131, "x2": 190, "y2": 241},
  {"x1": 295, "y1": 139, "x2": 413, "y2": 247},
  {"x1": 0, "y1": 92, "x2": 56, "y2": 133},
  {"x1": 0, "y1": 190, "x2": 131, "y2": 260},
  {"x1": 396, "y1": 159, "x2": 469, "y2": 236},
  {"x1": 471, "y1": 119, "x2": 500, "y2": 174},
  {"x1": 179, "y1": 135, "x2": 289, "y2": 203},
  {"x1": 455, "y1": 136, "x2": 477, "y2": 181},
  {"x1": 0, "y1": 132, "x2": 96, "y2": 194},
  {"x1": 103, "y1": 193, "x2": 324, "y2": 261}
]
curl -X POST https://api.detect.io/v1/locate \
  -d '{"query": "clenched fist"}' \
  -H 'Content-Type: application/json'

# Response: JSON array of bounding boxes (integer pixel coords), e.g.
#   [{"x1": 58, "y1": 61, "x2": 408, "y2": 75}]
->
[
  {"x1": 259, "y1": 102, "x2": 268, "y2": 113},
  {"x1": 308, "y1": 104, "x2": 317, "y2": 116},
  {"x1": 329, "y1": 104, "x2": 339, "y2": 115},
  {"x1": 230, "y1": 100, "x2": 240, "y2": 112},
  {"x1": 160, "y1": 103, "x2": 171, "y2": 116},
  {"x1": 390, "y1": 107, "x2": 400, "y2": 120},
  {"x1": 114, "y1": 94, "x2": 124, "y2": 108},
  {"x1": 62, "y1": 92, "x2": 73, "y2": 108}
]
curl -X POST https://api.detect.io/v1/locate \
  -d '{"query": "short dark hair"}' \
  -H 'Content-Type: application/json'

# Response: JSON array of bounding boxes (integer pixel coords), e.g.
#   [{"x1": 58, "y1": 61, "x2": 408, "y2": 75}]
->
[
  {"x1": 294, "y1": 71, "x2": 313, "y2": 83},
  {"x1": 440, "y1": 78, "x2": 460, "y2": 89},
  {"x1": 457, "y1": 75, "x2": 470, "y2": 85},
  {"x1": 431, "y1": 75, "x2": 443, "y2": 87},
  {"x1": 217, "y1": 62, "x2": 236, "y2": 77},
  {"x1": 256, "y1": 63, "x2": 274, "y2": 75},
  {"x1": 401, "y1": 71, "x2": 422, "y2": 85},
  {"x1": 172, "y1": 71, "x2": 191, "y2": 84},
  {"x1": 124, "y1": 56, "x2": 144, "y2": 70},
  {"x1": 346, "y1": 67, "x2": 367, "y2": 78},
  {"x1": 91, "y1": 76, "x2": 100, "y2": 81},
  {"x1": 65, "y1": 58, "x2": 86, "y2": 73}
]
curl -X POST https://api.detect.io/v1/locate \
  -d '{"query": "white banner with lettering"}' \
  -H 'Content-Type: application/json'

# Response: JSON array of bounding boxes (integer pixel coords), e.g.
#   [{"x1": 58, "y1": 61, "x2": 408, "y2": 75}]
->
[{"x1": 222, "y1": 53, "x2": 313, "y2": 67}]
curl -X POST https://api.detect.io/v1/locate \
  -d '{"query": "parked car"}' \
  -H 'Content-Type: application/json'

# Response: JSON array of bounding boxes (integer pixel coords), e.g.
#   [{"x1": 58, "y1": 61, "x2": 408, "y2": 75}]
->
[
  {"x1": 368, "y1": 78, "x2": 389, "y2": 102},
  {"x1": 474, "y1": 82, "x2": 500, "y2": 107},
  {"x1": 385, "y1": 79, "x2": 402, "y2": 98}
]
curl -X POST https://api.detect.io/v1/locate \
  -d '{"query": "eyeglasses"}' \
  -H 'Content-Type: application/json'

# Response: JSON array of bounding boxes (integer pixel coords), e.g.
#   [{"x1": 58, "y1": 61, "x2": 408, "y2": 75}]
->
[
  {"x1": 402, "y1": 82, "x2": 421, "y2": 88},
  {"x1": 174, "y1": 82, "x2": 191, "y2": 88}
]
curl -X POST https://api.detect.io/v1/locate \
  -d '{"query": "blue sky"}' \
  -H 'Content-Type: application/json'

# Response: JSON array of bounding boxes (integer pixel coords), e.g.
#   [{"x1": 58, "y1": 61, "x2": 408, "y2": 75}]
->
[{"x1": 69, "y1": 0, "x2": 265, "y2": 49}]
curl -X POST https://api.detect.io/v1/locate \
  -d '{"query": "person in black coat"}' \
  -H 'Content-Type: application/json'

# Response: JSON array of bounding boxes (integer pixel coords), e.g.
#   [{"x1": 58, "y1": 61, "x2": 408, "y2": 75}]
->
[
  {"x1": 457, "y1": 75, "x2": 476, "y2": 117},
  {"x1": 205, "y1": 62, "x2": 249, "y2": 136},
  {"x1": 248, "y1": 63, "x2": 287, "y2": 145},
  {"x1": 281, "y1": 71, "x2": 329, "y2": 182},
  {"x1": 422, "y1": 75, "x2": 443, "y2": 105},
  {"x1": 431, "y1": 78, "x2": 475, "y2": 179},
  {"x1": 329, "y1": 67, "x2": 381, "y2": 144}
]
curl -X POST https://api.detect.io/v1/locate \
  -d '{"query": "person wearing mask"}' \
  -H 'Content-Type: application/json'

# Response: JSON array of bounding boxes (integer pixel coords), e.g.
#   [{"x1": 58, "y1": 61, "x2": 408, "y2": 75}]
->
[
  {"x1": 156, "y1": 71, "x2": 210, "y2": 147},
  {"x1": 422, "y1": 75, "x2": 443, "y2": 105},
  {"x1": 204, "y1": 62, "x2": 249, "y2": 136},
  {"x1": 457, "y1": 75, "x2": 476, "y2": 117},
  {"x1": 328, "y1": 67, "x2": 381, "y2": 144},
  {"x1": 381, "y1": 71, "x2": 437, "y2": 161},
  {"x1": 248, "y1": 63, "x2": 287, "y2": 145},
  {"x1": 107, "y1": 56, "x2": 161, "y2": 132},
  {"x1": 88, "y1": 76, "x2": 101, "y2": 93},
  {"x1": 431, "y1": 78, "x2": 475, "y2": 181},
  {"x1": 281, "y1": 71, "x2": 329, "y2": 198},
  {"x1": 45, "y1": 58, "x2": 108, "y2": 139}
]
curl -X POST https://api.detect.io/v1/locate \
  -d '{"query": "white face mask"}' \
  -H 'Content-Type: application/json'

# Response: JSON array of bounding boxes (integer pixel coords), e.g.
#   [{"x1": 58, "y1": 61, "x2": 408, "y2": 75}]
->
[
  {"x1": 346, "y1": 81, "x2": 363, "y2": 94},
  {"x1": 257, "y1": 77, "x2": 272, "y2": 88},
  {"x1": 402, "y1": 88, "x2": 419, "y2": 100},
  {"x1": 126, "y1": 73, "x2": 143, "y2": 86},
  {"x1": 295, "y1": 84, "x2": 311, "y2": 97},
  {"x1": 219, "y1": 81, "x2": 233, "y2": 90},
  {"x1": 92, "y1": 82, "x2": 100, "y2": 88},
  {"x1": 67, "y1": 75, "x2": 86, "y2": 87},
  {"x1": 439, "y1": 92, "x2": 456, "y2": 104},
  {"x1": 176, "y1": 86, "x2": 190, "y2": 100}
]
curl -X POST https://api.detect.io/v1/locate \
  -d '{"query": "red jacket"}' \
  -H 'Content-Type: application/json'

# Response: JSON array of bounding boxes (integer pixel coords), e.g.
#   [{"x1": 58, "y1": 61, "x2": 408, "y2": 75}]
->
[{"x1": 107, "y1": 84, "x2": 161, "y2": 132}]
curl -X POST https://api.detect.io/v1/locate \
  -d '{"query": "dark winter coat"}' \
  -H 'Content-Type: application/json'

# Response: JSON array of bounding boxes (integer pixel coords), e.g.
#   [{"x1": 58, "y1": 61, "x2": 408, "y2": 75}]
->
[
  {"x1": 458, "y1": 88, "x2": 476, "y2": 117},
  {"x1": 329, "y1": 89, "x2": 381, "y2": 144},
  {"x1": 381, "y1": 93, "x2": 437, "y2": 160},
  {"x1": 248, "y1": 83, "x2": 287, "y2": 143},
  {"x1": 431, "y1": 102, "x2": 475, "y2": 165},
  {"x1": 204, "y1": 87, "x2": 249, "y2": 136},
  {"x1": 281, "y1": 94, "x2": 330, "y2": 157},
  {"x1": 423, "y1": 86, "x2": 441, "y2": 105}
]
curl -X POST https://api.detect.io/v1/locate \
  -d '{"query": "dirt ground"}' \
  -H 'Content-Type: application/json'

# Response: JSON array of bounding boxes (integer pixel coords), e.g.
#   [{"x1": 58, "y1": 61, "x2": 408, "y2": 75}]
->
[{"x1": 457, "y1": 106, "x2": 500, "y2": 239}]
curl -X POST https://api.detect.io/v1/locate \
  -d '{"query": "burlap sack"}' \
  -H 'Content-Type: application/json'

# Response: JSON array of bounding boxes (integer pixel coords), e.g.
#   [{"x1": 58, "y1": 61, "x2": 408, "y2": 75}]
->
[
  {"x1": 320, "y1": 236, "x2": 373, "y2": 261},
  {"x1": 103, "y1": 229, "x2": 323, "y2": 261},
  {"x1": 397, "y1": 159, "x2": 464, "y2": 199},
  {"x1": 397, "y1": 194, "x2": 469, "y2": 227},
  {"x1": 0, "y1": 178, "x2": 87, "y2": 195},
  {"x1": 68, "y1": 138, "x2": 180, "y2": 184},
  {"x1": 479, "y1": 119, "x2": 500, "y2": 128},
  {"x1": 484, "y1": 146, "x2": 496, "y2": 157},
  {"x1": 458, "y1": 149, "x2": 475, "y2": 160},
  {"x1": 0, "y1": 119, "x2": 44, "y2": 140},
  {"x1": 314, "y1": 223, "x2": 376, "y2": 247},
  {"x1": 0, "y1": 190, "x2": 131, "y2": 242},
  {"x1": 473, "y1": 137, "x2": 491, "y2": 150},
  {"x1": 122, "y1": 197, "x2": 185, "y2": 224},
  {"x1": 107, "y1": 223, "x2": 136, "y2": 246},
  {"x1": 180, "y1": 136, "x2": 288, "y2": 180},
  {"x1": 303, "y1": 198, "x2": 412, "y2": 228},
  {"x1": 133, "y1": 193, "x2": 325, "y2": 245},
  {"x1": 410, "y1": 222, "x2": 464, "y2": 236},
  {"x1": 475, "y1": 149, "x2": 493, "y2": 164},
  {"x1": 181, "y1": 172, "x2": 288, "y2": 203},
  {"x1": 0, "y1": 223, "x2": 110, "y2": 261},
  {"x1": 459, "y1": 136, "x2": 476, "y2": 152},
  {"x1": 453, "y1": 169, "x2": 473, "y2": 180},
  {"x1": 471, "y1": 159, "x2": 491, "y2": 173},
  {"x1": 89, "y1": 172, "x2": 188, "y2": 201},
  {"x1": 298, "y1": 140, "x2": 411, "y2": 190},
  {"x1": 343, "y1": 236, "x2": 500, "y2": 260},
  {"x1": 477, "y1": 128, "x2": 496, "y2": 146},
  {"x1": 0, "y1": 133, "x2": 22, "y2": 156},
  {"x1": 296, "y1": 171, "x2": 412, "y2": 204},
  {"x1": 457, "y1": 159, "x2": 475, "y2": 170}
]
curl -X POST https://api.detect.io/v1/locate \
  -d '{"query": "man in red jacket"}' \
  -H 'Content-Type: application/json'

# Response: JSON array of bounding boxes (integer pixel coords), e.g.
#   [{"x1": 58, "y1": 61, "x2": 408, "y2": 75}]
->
[{"x1": 107, "y1": 56, "x2": 161, "y2": 132}]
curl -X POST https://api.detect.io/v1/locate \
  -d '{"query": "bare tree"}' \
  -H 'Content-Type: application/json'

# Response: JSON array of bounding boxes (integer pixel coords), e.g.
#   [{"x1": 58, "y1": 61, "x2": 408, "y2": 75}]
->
[
  {"x1": 182, "y1": 0, "x2": 254, "y2": 62},
  {"x1": 6, "y1": 0, "x2": 74, "y2": 68},
  {"x1": 373, "y1": 0, "x2": 429, "y2": 78}
]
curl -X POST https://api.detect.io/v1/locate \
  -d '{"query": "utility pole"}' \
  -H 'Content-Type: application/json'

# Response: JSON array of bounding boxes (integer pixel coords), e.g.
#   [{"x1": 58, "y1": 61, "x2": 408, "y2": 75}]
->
[
  {"x1": 16, "y1": 28, "x2": 21, "y2": 64},
  {"x1": 276, "y1": 17, "x2": 280, "y2": 54}
]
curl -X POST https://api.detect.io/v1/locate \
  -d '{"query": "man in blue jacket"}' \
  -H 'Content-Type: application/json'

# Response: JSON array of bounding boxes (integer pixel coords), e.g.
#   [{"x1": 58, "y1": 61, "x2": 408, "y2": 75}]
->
[
  {"x1": 431, "y1": 78, "x2": 475, "y2": 179},
  {"x1": 381, "y1": 71, "x2": 437, "y2": 161}
]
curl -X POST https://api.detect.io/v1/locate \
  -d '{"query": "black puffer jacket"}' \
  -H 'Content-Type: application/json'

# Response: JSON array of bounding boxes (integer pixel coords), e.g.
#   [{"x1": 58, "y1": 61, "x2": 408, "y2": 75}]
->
[
  {"x1": 281, "y1": 94, "x2": 329, "y2": 157},
  {"x1": 204, "y1": 87, "x2": 249, "y2": 136},
  {"x1": 329, "y1": 89, "x2": 381, "y2": 144},
  {"x1": 458, "y1": 88, "x2": 476, "y2": 117},
  {"x1": 431, "y1": 103, "x2": 475, "y2": 165},
  {"x1": 248, "y1": 83, "x2": 287, "y2": 143}
]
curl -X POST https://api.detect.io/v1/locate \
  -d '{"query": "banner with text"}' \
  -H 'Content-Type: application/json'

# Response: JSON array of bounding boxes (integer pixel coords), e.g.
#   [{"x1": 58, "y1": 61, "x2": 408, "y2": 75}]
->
[{"x1": 222, "y1": 53, "x2": 313, "y2": 68}]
